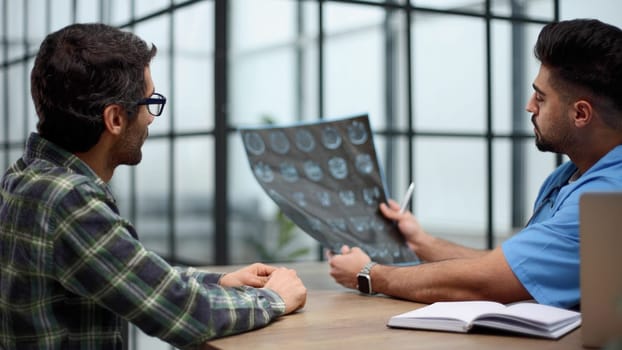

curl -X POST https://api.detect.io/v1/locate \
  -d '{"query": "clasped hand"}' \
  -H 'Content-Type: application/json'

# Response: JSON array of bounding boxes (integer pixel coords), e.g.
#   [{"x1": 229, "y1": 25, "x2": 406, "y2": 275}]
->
[{"x1": 219, "y1": 263, "x2": 307, "y2": 314}]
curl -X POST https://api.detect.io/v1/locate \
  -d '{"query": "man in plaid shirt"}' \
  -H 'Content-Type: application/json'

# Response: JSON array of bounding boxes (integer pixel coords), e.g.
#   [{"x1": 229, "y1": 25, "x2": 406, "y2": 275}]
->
[{"x1": 0, "y1": 23, "x2": 306, "y2": 349}]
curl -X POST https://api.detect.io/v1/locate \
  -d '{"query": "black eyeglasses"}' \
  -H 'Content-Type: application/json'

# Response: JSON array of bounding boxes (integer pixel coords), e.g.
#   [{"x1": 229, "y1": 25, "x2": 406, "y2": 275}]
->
[{"x1": 136, "y1": 92, "x2": 167, "y2": 116}]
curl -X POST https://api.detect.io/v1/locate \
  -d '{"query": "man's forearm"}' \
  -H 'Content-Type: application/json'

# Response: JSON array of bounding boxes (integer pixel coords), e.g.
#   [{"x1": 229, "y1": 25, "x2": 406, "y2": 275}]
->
[
  {"x1": 414, "y1": 235, "x2": 488, "y2": 262},
  {"x1": 371, "y1": 248, "x2": 531, "y2": 304}
]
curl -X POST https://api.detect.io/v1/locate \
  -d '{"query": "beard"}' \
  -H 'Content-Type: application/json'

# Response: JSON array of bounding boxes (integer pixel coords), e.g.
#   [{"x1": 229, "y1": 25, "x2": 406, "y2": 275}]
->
[
  {"x1": 532, "y1": 116, "x2": 572, "y2": 154},
  {"x1": 534, "y1": 132, "x2": 556, "y2": 152},
  {"x1": 112, "y1": 121, "x2": 147, "y2": 166}
]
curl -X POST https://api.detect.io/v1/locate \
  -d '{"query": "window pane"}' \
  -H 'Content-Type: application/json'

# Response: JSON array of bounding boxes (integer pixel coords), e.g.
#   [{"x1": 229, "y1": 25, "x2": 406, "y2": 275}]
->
[
  {"x1": 26, "y1": 57, "x2": 37, "y2": 134},
  {"x1": 49, "y1": 0, "x2": 73, "y2": 33},
  {"x1": 231, "y1": 0, "x2": 296, "y2": 52},
  {"x1": 491, "y1": 0, "x2": 555, "y2": 20},
  {"x1": 76, "y1": 0, "x2": 100, "y2": 22},
  {"x1": 491, "y1": 20, "x2": 545, "y2": 134},
  {"x1": 174, "y1": 2, "x2": 214, "y2": 131},
  {"x1": 135, "y1": 0, "x2": 169, "y2": 18},
  {"x1": 374, "y1": 134, "x2": 412, "y2": 201},
  {"x1": 7, "y1": 65, "x2": 25, "y2": 142},
  {"x1": 135, "y1": 139, "x2": 171, "y2": 259},
  {"x1": 134, "y1": 18, "x2": 171, "y2": 134},
  {"x1": 561, "y1": 0, "x2": 622, "y2": 28},
  {"x1": 110, "y1": 0, "x2": 132, "y2": 25},
  {"x1": 412, "y1": 0, "x2": 485, "y2": 14},
  {"x1": 231, "y1": 49, "x2": 296, "y2": 125},
  {"x1": 109, "y1": 166, "x2": 133, "y2": 220},
  {"x1": 0, "y1": 70, "x2": 5, "y2": 144},
  {"x1": 301, "y1": 35, "x2": 320, "y2": 122},
  {"x1": 27, "y1": 0, "x2": 48, "y2": 53},
  {"x1": 414, "y1": 138, "x2": 487, "y2": 249},
  {"x1": 175, "y1": 137, "x2": 214, "y2": 265},
  {"x1": 412, "y1": 14, "x2": 486, "y2": 133},
  {"x1": 492, "y1": 139, "x2": 512, "y2": 244},
  {"x1": 230, "y1": 0, "x2": 298, "y2": 125},
  {"x1": 301, "y1": 1, "x2": 319, "y2": 122},
  {"x1": 324, "y1": 2, "x2": 384, "y2": 34},
  {"x1": 491, "y1": 20, "x2": 512, "y2": 134},
  {"x1": 6, "y1": 1, "x2": 25, "y2": 61},
  {"x1": 324, "y1": 3, "x2": 385, "y2": 125}
]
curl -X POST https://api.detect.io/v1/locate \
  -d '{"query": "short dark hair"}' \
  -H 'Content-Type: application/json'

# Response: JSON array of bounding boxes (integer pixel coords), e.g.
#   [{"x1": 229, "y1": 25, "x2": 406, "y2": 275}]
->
[
  {"x1": 30, "y1": 23, "x2": 157, "y2": 152},
  {"x1": 534, "y1": 19, "x2": 622, "y2": 124}
]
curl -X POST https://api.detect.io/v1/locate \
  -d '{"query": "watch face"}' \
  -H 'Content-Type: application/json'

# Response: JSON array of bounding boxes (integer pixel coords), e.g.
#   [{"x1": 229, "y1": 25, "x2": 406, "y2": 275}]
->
[{"x1": 357, "y1": 274, "x2": 372, "y2": 294}]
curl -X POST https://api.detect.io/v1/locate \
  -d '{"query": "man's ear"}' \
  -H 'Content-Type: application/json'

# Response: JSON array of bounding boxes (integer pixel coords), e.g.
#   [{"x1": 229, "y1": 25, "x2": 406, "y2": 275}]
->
[
  {"x1": 102, "y1": 104, "x2": 125, "y2": 136},
  {"x1": 573, "y1": 99, "x2": 593, "y2": 128}
]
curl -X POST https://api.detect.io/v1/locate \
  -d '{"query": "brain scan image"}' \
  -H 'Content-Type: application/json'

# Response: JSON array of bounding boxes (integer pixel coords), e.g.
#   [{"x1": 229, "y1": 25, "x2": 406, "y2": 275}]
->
[
  {"x1": 327, "y1": 218, "x2": 347, "y2": 232},
  {"x1": 241, "y1": 115, "x2": 420, "y2": 265},
  {"x1": 303, "y1": 160, "x2": 323, "y2": 182},
  {"x1": 280, "y1": 162, "x2": 299, "y2": 182},
  {"x1": 270, "y1": 130, "x2": 290, "y2": 154},
  {"x1": 363, "y1": 186, "x2": 381, "y2": 206},
  {"x1": 347, "y1": 120, "x2": 368, "y2": 145},
  {"x1": 321, "y1": 126, "x2": 342, "y2": 150},
  {"x1": 338, "y1": 190, "x2": 356, "y2": 206},
  {"x1": 292, "y1": 192, "x2": 306, "y2": 207},
  {"x1": 295, "y1": 129, "x2": 316, "y2": 152},
  {"x1": 328, "y1": 157, "x2": 348, "y2": 179},
  {"x1": 243, "y1": 132, "x2": 266, "y2": 155},
  {"x1": 253, "y1": 162, "x2": 274, "y2": 183},
  {"x1": 370, "y1": 217, "x2": 386, "y2": 232},
  {"x1": 355, "y1": 153, "x2": 374, "y2": 174},
  {"x1": 349, "y1": 216, "x2": 369, "y2": 233},
  {"x1": 306, "y1": 217, "x2": 322, "y2": 230},
  {"x1": 349, "y1": 216, "x2": 374, "y2": 241},
  {"x1": 316, "y1": 191, "x2": 331, "y2": 207}
]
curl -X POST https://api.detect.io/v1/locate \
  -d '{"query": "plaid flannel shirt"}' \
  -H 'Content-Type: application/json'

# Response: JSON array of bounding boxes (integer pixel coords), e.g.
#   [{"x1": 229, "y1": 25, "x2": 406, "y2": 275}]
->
[{"x1": 0, "y1": 133, "x2": 285, "y2": 350}]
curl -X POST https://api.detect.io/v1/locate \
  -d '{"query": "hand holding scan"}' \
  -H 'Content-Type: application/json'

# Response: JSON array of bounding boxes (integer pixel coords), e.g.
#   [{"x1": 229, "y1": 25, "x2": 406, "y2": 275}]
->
[
  {"x1": 379, "y1": 199, "x2": 430, "y2": 254},
  {"x1": 327, "y1": 245, "x2": 371, "y2": 290}
]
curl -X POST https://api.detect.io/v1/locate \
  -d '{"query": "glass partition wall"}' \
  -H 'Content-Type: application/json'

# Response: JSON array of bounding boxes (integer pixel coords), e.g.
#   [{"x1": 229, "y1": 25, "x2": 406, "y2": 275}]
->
[
  {"x1": 2, "y1": 1, "x2": 621, "y2": 348},
  {"x1": 6, "y1": 0, "x2": 622, "y2": 268},
  {"x1": 6, "y1": 0, "x2": 622, "y2": 264}
]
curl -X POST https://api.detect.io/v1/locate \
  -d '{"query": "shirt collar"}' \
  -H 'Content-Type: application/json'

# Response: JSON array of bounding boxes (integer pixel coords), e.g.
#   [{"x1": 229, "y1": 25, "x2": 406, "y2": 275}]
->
[{"x1": 24, "y1": 132, "x2": 113, "y2": 196}]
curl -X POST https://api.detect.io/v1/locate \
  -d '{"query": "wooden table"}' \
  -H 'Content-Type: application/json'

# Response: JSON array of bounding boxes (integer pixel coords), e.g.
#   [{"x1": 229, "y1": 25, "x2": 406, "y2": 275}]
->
[{"x1": 203, "y1": 262, "x2": 583, "y2": 349}]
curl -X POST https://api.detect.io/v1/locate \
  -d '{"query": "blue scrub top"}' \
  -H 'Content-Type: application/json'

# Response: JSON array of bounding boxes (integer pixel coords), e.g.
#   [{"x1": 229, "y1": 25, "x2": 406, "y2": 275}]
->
[{"x1": 502, "y1": 145, "x2": 622, "y2": 309}]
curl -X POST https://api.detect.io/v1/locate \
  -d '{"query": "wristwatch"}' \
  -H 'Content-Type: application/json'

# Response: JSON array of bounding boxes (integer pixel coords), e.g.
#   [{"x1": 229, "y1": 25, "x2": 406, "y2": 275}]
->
[{"x1": 356, "y1": 261, "x2": 378, "y2": 294}]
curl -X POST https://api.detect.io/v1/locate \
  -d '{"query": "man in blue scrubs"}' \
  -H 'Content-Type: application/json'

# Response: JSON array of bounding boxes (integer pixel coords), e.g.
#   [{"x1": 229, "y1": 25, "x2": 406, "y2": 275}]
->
[{"x1": 327, "y1": 18, "x2": 622, "y2": 309}]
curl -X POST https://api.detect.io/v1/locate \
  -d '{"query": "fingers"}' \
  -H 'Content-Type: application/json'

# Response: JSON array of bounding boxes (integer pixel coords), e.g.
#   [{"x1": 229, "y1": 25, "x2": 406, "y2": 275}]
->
[
  {"x1": 264, "y1": 267, "x2": 307, "y2": 314},
  {"x1": 327, "y1": 246, "x2": 372, "y2": 290},
  {"x1": 326, "y1": 245, "x2": 351, "y2": 260},
  {"x1": 251, "y1": 263, "x2": 277, "y2": 276},
  {"x1": 380, "y1": 199, "x2": 411, "y2": 220},
  {"x1": 387, "y1": 198, "x2": 401, "y2": 210},
  {"x1": 325, "y1": 249, "x2": 334, "y2": 259},
  {"x1": 245, "y1": 275, "x2": 270, "y2": 288}
]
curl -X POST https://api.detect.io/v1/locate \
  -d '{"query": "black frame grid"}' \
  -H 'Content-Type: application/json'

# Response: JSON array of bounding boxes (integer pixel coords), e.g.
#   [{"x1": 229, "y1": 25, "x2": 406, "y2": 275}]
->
[{"x1": 1, "y1": 0, "x2": 560, "y2": 267}]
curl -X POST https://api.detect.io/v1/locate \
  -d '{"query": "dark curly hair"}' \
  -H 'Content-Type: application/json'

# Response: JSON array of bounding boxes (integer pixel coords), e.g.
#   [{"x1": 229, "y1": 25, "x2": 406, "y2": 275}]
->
[
  {"x1": 534, "y1": 19, "x2": 622, "y2": 129},
  {"x1": 30, "y1": 23, "x2": 157, "y2": 152}
]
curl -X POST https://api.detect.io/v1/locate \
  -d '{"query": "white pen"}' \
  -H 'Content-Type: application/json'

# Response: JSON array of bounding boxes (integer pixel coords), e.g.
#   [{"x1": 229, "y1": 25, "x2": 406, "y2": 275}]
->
[{"x1": 398, "y1": 181, "x2": 415, "y2": 214}]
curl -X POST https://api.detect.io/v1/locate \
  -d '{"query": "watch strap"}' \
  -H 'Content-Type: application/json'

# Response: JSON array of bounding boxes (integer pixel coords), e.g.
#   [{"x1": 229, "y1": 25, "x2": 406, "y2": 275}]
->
[
  {"x1": 359, "y1": 261, "x2": 377, "y2": 275},
  {"x1": 357, "y1": 261, "x2": 378, "y2": 294}
]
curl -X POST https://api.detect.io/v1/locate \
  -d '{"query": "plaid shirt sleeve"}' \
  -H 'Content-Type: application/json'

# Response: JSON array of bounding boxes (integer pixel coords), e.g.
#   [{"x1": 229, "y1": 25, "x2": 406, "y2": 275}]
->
[{"x1": 52, "y1": 181, "x2": 286, "y2": 348}]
